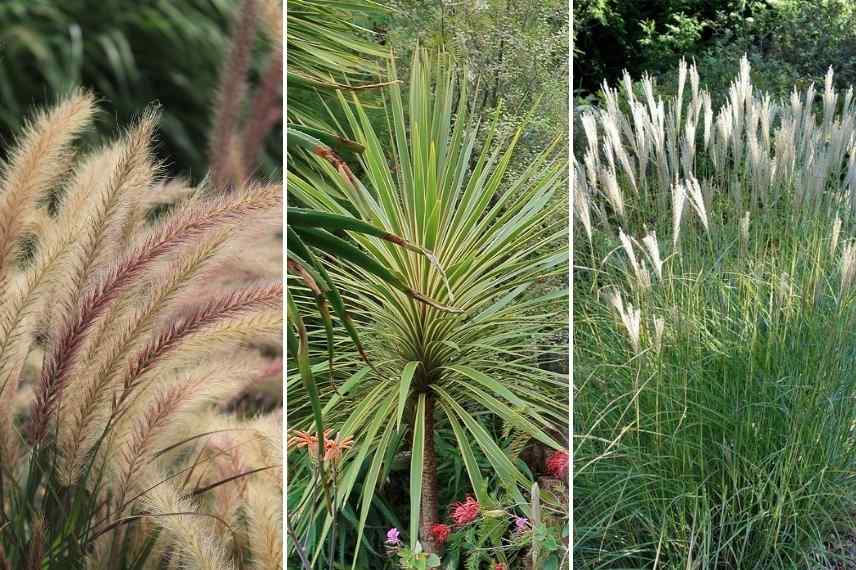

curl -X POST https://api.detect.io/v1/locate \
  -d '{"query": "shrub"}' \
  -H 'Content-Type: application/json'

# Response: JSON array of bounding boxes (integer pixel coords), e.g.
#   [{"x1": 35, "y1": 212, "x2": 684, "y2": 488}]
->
[
  {"x1": 0, "y1": 91, "x2": 282, "y2": 569},
  {"x1": 288, "y1": 50, "x2": 569, "y2": 567},
  {"x1": 574, "y1": 58, "x2": 856, "y2": 567}
]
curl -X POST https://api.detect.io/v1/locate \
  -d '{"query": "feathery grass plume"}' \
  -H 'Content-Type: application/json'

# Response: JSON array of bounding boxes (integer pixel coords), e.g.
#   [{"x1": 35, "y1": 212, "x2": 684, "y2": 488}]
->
[
  {"x1": 0, "y1": 90, "x2": 95, "y2": 275},
  {"x1": 28, "y1": 183, "x2": 281, "y2": 444},
  {"x1": 840, "y1": 241, "x2": 856, "y2": 301},
  {"x1": 740, "y1": 210, "x2": 751, "y2": 255},
  {"x1": 618, "y1": 228, "x2": 644, "y2": 290},
  {"x1": 685, "y1": 176, "x2": 709, "y2": 234},
  {"x1": 577, "y1": 57, "x2": 856, "y2": 247},
  {"x1": 141, "y1": 474, "x2": 237, "y2": 570},
  {"x1": 110, "y1": 366, "x2": 238, "y2": 516},
  {"x1": 245, "y1": 476, "x2": 283, "y2": 569},
  {"x1": 671, "y1": 179, "x2": 687, "y2": 248},
  {"x1": 58, "y1": 231, "x2": 231, "y2": 483},
  {"x1": 621, "y1": 303, "x2": 642, "y2": 354},
  {"x1": 209, "y1": 0, "x2": 258, "y2": 191},
  {"x1": 639, "y1": 231, "x2": 663, "y2": 280},
  {"x1": 242, "y1": 38, "x2": 283, "y2": 177},
  {"x1": 573, "y1": 160, "x2": 593, "y2": 243},
  {"x1": 0, "y1": 92, "x2": 96, "y2": 463},
  {"x1": 603, "y1": 286, "x2": 641, "y2": 353},
  {"x1": 652, "y1": 316, "x2": 665, "y2": 353},
  {"x1": 831, "y1": 215, "x2": 843, "y2": 256}
]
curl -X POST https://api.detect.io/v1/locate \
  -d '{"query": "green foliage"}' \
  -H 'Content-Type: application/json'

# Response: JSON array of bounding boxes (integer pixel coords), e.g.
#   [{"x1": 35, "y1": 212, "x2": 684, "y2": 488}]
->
[
  {"x1": 396, "y1": 544, "x2": 441, "y2": 570},
  {"x1": 384, "y1": 0, "x2": 568, "y2": 188},
  {"x1": 0, "y1": 0, "x2": 281, "y2": 181},
  {"x1": 576, "y1": 0, "x2": 856, "y2": 104},
  {"x1": 573, "y1": 0, "x2": 744, "y2": 93}
]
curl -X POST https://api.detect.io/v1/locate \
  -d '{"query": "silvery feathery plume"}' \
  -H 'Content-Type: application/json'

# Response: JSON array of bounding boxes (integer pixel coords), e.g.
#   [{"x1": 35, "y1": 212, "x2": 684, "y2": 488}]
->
[
  {"x1": 638, "y1": 260, "x2": 652, "y2": 290},
  {"x1": 653, "y1": 316, "x2": 665, "y2": 353},
  {"x1": 639, "y1": 231, "x2": 663, "y2": 280},
  {"x1": 831, "y1": 215, "x2": 843, "y2": 256},
  {"x1": 759, "y1": 94, "x2": 774, "y2": 149},
  {"x1": 621, "y1": 303, "x2": 642, "y2": 353},
  {"x1": 599, "y1": 167, "x2": 625, "y2": 222},
  {"x1": 686, "y1": 176, "x2": 709, "y2": 234},
  {"x1": 573, "y1": 159, "x2": 593, "y2": 243},
  {"x1": 642, "y1": 73, "x2": 657, "y2": 119},
  {"x1": 584, "y1": 148, "x2": 599, "y2": 191},
  {"x1": 773, "y1": 117, "x2": 796, "y2": 188},
  {"x1": 823, "y1": 66, "x2": 837, "y2": 135},
  {"x1": 702, "y1": 92, "x2": 713, "y2": 151},
  {"x1": 671, "y1": 179, "x2": 687, "y2": 249},
  {"x1": 689, "y1": 61, "x2": 700, "y2": 104},
  {"x1": 790, "y1": 86, "x2": 802, "y2": 123},
  {"x1": 604, "y1": 287, "x2": 642, "y2": 353},
  {"x1": 581, "y1": 113, "x2": 599, "y2": 160},
  {"x1": 739, "y1": 211, "x2": 750, "y2": 255},
  {"x1": 621, "y1": 71, "x2": 637, "y2": 105},
  {"x1": 602, "y1": 138, "x2": 616, "y2": 174},
  {"x1": 603, "y1": 285, "x2": 624, "y2": 316},
  {"x1": 675, "y1": 58, "x2": 688, "y2": 132},
  {"x1": 845, "y1": 85, "x2": 855, "y2": 114},
  {"x1": 840, "y1": 241, "x2": 856, "y2": 301},
  {"x1": 628, "y1": 99, "x2": 650, "y2": 188},
  {"x1": 619, "y1": 228, "x2": 648, "y2": 291},
  {"x1": 603, "y1": 111, "x2": 637, "y2": 192}
]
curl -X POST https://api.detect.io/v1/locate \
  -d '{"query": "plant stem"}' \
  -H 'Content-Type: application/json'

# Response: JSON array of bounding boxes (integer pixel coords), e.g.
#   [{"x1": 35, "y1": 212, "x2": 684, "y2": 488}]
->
[{"x1": 419, "y1": 394, "x2": 440, "y2": 554}]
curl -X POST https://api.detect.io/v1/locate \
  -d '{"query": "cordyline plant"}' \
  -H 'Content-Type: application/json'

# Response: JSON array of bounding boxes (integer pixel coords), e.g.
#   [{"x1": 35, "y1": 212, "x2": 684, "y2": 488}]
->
[
  {"x1": 0, "y1": 92, "x2": 282, "y2": 569},
  {"x1": 287, "y1": 50, "x2": 568, "y2": 566},
  {"x1": 575, "y1": 58, "x2": 856, "y2": 567}
]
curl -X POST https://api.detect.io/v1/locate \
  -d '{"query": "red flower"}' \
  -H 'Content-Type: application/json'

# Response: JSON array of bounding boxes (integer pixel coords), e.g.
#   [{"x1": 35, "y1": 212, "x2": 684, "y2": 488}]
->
[
  {"x1": 546, "y1": 449, "x2": 569, "y2": 478},
  {"x1": 431, "y1": 523, "x2": 451, "y2": 545},
  {"x1": 494, "y1": 564, "x2": 507, "y2": 570},
  {"x1": 451, "y1": 496, "x2": 480, "y2": 526}
]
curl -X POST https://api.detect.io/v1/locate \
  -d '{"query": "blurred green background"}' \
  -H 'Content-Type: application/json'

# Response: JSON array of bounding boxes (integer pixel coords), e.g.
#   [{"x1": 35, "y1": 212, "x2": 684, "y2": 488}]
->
[{"x1": 0, "y1": 0, "x2": 282, "y2": 182}]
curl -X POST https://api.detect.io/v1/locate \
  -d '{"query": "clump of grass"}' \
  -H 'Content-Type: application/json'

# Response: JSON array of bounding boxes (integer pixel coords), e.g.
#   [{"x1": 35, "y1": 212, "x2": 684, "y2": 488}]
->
[
  {"x1": 575, "y1": 59, "x2": 856, "y2": 567},
  {"x1": 0, "y1": 91, "x2": 282, "y2": 569}
]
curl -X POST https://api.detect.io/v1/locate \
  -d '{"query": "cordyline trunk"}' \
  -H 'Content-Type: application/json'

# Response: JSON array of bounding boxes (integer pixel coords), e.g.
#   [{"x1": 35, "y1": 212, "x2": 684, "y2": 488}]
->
[{"x1": 419, "y1": 394, "x2": 440, "y2": 554}]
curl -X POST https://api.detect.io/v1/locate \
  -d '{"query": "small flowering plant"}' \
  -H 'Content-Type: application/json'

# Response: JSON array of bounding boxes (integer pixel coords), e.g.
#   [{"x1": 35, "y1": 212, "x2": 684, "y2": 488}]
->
[{"x1": 389, "y1": 538, "x2": 441, "y2": 570}]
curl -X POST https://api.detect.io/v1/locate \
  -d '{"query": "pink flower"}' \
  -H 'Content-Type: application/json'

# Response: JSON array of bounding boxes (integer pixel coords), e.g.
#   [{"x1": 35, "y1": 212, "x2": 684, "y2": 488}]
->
[
  {"x1": 385, "y1": 527, "x2": 401, "y2": 546},
  {"x1": 513, "y1": 516, "x2": 529, "y2": 532},
  {"x1": 546, "y1": 449, "x2": 569, "y2": 478},
  {"x1": 451, "y1": 496, "x2": 480, "y2": 526},
  {"x1": 431, "y1": 523, "x2": 451, "y2": 545}
]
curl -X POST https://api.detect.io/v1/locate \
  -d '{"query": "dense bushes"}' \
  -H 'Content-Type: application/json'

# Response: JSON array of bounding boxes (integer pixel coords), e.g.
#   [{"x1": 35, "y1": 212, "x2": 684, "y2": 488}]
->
[{"x1": 575, "y1": 0, "x2": 856, "y2": 101}]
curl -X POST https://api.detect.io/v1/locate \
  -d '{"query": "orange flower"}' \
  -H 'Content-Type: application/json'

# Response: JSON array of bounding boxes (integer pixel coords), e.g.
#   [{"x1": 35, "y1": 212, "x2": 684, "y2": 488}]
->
[
  {"x1": 289, "y1": 429, "x2": 353, "y2": 463},
  {"x1": 323, "y1": 432, "x2": 354, "y2": 463}
]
